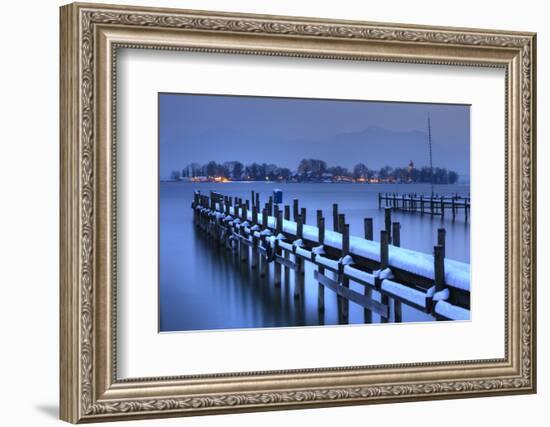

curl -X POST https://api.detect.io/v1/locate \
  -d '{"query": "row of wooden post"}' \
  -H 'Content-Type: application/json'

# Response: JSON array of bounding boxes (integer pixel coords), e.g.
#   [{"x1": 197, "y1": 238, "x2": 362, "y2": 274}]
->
[
  {"x1": 378, "y1": 192, "x2": 470, "y2": 221},
  {"x1": 194, "y1": 190, "x2": 449, "y2": 324}
]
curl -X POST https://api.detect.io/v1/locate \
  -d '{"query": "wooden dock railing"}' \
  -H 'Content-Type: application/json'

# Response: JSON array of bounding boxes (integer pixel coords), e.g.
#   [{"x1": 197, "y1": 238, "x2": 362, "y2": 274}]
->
[{"x1": 192, "y1": 190, "x2": 470, "y2": 323}]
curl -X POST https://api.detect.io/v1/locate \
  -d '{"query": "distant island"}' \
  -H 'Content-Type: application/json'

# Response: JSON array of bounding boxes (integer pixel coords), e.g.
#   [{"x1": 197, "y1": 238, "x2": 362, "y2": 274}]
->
[{"x1": 166, "y1": 158, "x2": 461, "y2": 185}]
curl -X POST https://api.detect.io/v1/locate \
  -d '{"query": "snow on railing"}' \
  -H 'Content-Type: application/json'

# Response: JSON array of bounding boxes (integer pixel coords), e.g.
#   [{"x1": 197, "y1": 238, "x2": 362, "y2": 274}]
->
[{"x1": 193, "y1": 189, "x2": 470, "y2": 322}]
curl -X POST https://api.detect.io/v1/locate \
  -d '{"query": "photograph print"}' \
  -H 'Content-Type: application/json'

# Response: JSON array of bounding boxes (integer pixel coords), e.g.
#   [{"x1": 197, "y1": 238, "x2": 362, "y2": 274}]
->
[{"x1": 159, "y1": 93, "x2": 471, "y2": 333}]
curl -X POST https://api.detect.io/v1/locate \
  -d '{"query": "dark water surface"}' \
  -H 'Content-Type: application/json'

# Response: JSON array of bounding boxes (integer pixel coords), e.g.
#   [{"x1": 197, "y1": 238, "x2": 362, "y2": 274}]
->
[{"x1": 159, "y1": 182, "x2": 470, "y2": 332}]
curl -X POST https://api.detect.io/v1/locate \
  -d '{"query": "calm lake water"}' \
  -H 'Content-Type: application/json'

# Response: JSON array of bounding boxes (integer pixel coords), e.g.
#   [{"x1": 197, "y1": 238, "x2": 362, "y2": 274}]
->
[{"x1": 159, "y1": 182, "x2": 470, "y2": 332}]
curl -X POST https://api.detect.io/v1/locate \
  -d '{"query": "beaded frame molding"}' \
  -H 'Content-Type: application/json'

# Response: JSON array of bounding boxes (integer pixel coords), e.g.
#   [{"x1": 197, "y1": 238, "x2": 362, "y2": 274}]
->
[{"x1": 60, "y1": 2, "x2": 536, "y2": 423}]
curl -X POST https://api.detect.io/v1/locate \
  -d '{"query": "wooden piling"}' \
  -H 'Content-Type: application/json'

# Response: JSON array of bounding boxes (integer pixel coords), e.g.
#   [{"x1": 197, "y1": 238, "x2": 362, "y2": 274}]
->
[
  {"x1": 227, "y1": 211, "x2": 235, "y2": 250},
  {"x1": 276, "y1": 210, "x2": 283, "y2": 235},
  {"x1": 251, "y1": 231, "x2": 259, "y2": 270},
  {"x1": 294, "y1": 214, "x2": 304, "y2": 300},
  {"x1": 255, "y1": 192, "x2": 260, "y2": 209},
  {"x1": 392, "y1": 222, "x2": 401, "y2": 247},
  {"x1": 260, "y1": 208, "x2": 269, "y2": 277},
  {"x1": 193, "y1": 191, "x2": 199, "y2": 208},
  {"x1": 394, "y1": 300, "x2": 403, "y2": 322},
  {"x1": 274, "y1": 211, "x2": 282, "y2": 287},
  {"x1": 252, "y1": 206, "x2": 258, "y2": 225},
  {"x1": 317, "y1": 212, "x2": 325, "y2": 312},
  {"x1": 434, "y1": 244, "x2": 445, "y2": 292},
  {"x1": 338, "y1": 214, "x2": 346, "y2": 237},
  {"x1": 380, "y1": 230, "x2": 390, "y2": 323},
  {"x1": 205, "y1": 195, "x2": 215, "y2": 237},
  {"x1": 380, "y1": 230, "x2": 389, "y2": 269},
  {"x1": 209, "y1": 192, "x2": 215, "y2": 210},
  {"x1": 301, "y1": 207, "x2": 307, "y2": 225},
  {"x1": 242, "y1": 203, "x2": 248, "y2": 222},
  {"x1": 240, "y1": 216, "x2": 248, "y2": 263},
  {"x1": 364, "y1": 217, "x2": 373, "y2": 241},
  {"x1": 363, "y1": 216, "x2": 373, "y2": 323},
  {"x1": 262, "y1": 208, "x2": 268, "y2": 228},
  {"x1": 452, "y1": 196, "x2": 456, "y2": 220},
  {"x1": 336, "y1": 213, "x2": 346, "y2": 320},
  {"x1": 384, "y1": 208, "x2": 392, "y2": 243},
  {"x1": 215, "y1": 214, "x2": 221, "y2": 242},
  {"x1": 250, "y1": 206, "x2": 259, "y2": 269},
  {"x1": 293, "y1": 199, "x2": 299, "y2": 221},
  {"x1": 332, "y1": 203, "x2": 339, "y2": 232},
  {"x1": 193, "y1": 192, "x2": 200, "y2": 224},
  {"x1": 283, "y1": 205, "x2": 290, "y2": 284},
  {"x1": 341, "y1": 223, "x2": 350, "y2": 320},
  {"x1": 437, "y1": 228, "x2": 446, "y2": 259},
  {"x1": 316, "y1": 209, "x2": 323, "y2": 229}
]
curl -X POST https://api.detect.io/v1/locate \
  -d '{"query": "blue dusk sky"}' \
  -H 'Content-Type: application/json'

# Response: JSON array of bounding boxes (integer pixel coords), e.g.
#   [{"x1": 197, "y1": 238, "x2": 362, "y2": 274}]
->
[{"x1": 159, "y1": 93, "x2": 470, "y2": 180}]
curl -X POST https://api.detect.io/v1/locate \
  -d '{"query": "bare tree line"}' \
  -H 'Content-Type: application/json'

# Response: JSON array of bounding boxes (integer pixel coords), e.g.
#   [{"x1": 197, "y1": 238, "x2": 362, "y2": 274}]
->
[{"x1": 170, "y1": 158, "x2": 459, "y2": 184}]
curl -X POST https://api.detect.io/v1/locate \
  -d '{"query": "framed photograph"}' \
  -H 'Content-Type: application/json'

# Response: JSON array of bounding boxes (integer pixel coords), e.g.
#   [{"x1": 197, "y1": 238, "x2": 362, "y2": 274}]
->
[{"x1": 60, "y1": 2, "x2": 537, "y2": 423}]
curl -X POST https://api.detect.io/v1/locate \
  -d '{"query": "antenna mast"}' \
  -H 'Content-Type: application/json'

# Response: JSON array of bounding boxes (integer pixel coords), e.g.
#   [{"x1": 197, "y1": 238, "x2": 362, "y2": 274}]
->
[{"x1": 428, "y1": 113, "x2": 434, "y2": 195}]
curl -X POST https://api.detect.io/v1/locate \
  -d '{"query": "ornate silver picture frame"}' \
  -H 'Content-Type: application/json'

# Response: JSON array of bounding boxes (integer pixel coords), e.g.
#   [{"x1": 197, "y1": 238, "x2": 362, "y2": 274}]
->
[{"x1": 60, "y1": 2, "x2": 536, "y2": 423}]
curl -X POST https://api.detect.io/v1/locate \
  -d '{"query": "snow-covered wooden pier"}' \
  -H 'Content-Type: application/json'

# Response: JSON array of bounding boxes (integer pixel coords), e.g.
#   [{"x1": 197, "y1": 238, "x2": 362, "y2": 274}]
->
[
  {"x1": 378, "y1": 192, "x2": 470, "y2": 221},
  {"x1": 192, "y1": 190, "x2": 470, "y2": 323}
]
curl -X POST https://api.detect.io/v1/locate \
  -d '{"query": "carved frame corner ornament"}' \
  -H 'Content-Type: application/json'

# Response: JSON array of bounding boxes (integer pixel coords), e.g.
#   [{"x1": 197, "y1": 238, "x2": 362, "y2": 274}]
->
[{"x1": 60, "y1": 2, "x2": 536, "y2": 423}]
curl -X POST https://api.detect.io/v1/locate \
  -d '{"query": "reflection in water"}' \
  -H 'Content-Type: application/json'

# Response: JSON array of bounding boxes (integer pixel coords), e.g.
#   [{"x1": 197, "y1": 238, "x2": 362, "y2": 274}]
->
[{"x1": 159, "y1": 182, "x2": 470, "y2": 332}]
